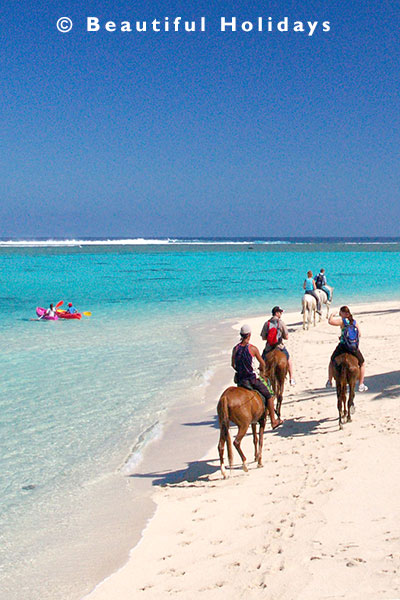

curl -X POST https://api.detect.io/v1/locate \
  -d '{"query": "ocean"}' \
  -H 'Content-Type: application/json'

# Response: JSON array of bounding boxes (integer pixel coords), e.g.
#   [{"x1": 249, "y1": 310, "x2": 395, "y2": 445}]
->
[{"x1": 1, "y1": 238, "x2": 400, "y2": 600}]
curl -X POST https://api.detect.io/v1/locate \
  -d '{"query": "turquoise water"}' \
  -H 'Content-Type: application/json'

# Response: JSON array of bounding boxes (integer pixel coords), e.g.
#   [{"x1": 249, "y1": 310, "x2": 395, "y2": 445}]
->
[{"x1": 1, "y1": 240, "x2": 400, "y2": 599}]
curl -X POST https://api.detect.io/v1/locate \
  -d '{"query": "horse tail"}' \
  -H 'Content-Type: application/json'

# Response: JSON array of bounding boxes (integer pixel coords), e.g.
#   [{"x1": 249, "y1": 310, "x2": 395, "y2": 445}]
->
[
  {"x1": 335, "y1": 358, "x2": 348, "y2": 408},
  {"x1": 339, "y1": 359, "x2": 347, "y2": 389},
  {"x1": 218, "y1": 393, "x2": 233, "y2": 468},
  {"x1": 346, "y1": 355, "x2": 359, "y2": 403},
  {"x1": 275, "y1": 357, "x2": 287, "y2": 418}
]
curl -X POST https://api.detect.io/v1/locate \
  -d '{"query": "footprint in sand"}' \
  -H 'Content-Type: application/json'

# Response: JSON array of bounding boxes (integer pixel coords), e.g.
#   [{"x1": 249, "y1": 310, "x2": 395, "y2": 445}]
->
[
  {"x1": 345, "y1": 558, "x2": 366, "y2": 567},
  {"x1": 165, "y1": 568, "x2": 186, "y2": 577}
]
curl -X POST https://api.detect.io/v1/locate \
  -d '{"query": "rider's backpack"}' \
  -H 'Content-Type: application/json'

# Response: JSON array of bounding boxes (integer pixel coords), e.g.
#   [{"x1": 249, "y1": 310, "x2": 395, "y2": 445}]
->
[
  {"x1": 266, "y1": 319, "x2": 282, "y2": 347},
  {"x1": 342, "y1": 319, "x2": 359, "y2": 352},
  {"x1": 315, "y1": 273, "x2": 324, "y2": 289}
]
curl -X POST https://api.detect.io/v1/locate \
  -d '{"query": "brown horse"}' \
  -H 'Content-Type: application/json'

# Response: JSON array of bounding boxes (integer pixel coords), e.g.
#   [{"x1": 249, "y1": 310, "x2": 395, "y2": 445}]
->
[
  {"x1": 262, "y1": 348, "x2": 288, "y2": 419},
  {"x1": 332, "y1": 353, "x2": 359, "y2": 429},
  {"x1": 217, "y1": 386, "x2": 267, "y2": 478}
]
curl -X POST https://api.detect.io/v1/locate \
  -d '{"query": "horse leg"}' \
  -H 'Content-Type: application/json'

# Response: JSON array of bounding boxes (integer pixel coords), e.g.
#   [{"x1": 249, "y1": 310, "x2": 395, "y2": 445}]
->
[
  {"x1": 257, "y1": 417, "x2": 266, "y2": 468},
  {"x1": 251, "y1": 423, "x2": 258, "y2": 462},
  {"x1": 347, "y1": 383, "x2": 355, "y2": 423},
  {"x1": 233, "y1": 424, "x2": 249, "y2": 472},
  {"x1": 303, "y1": 303, "x2": 306, "y2": 330},
  {"x1": 276, "y1": 392, "x2": 281, "y2": 419},
  {"x1": 337, "y1": 393, "x2": 343, "y2": 430},
  {"x1": 317, "y1": 296, "x2": 322, "y2": 323},
  {"x1": 337, "y1": 382, "x2": 347, "y2": 429},
  {"x1": 269, "y1": 374, "x2": 278, "y2": 417},
  {"x1": 336, "y1": 378, "x2": 344, "y2": 429},
  {"x1": 218, "y1": 431, "x2": 227, "y2": 479},
  {"x1": 275, "y1": 379, "x2": 283, "y2": 419}
]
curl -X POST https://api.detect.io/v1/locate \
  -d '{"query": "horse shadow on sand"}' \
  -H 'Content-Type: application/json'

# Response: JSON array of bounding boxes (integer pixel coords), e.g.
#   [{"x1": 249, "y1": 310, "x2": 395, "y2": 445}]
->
[
  {"x1": 357, "y1": 308, "x2": 400, "y2": 317},
  {"x1": 129, "y1": 414, "x2": 221, "y2": 487},
  {"x1": 364, "y1": 370, "x2": 400, "y2": 401},
  {"x1": 129, "y1": 458, "x2": 221, "y2": 488},
  {"x1": 274, "y1": 416, "x2": 337, "y2": 437},
  {"x1": 293, "y1": 372, "x2": 400, "y2": 403},
  {"x1": 182, "y1": 415, "x2": 220, "y2": 429}
]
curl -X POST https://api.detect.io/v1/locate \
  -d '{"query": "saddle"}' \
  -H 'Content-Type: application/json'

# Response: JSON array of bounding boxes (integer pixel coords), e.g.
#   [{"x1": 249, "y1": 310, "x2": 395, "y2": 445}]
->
[
  {"x1": 235, "y1": 376, "x2": 272, "y2": 408},
  {"x1": 236, "y1": 379, "x2": 254, "y2": 391},
  {"x1": 237, "y1": 383, "x2": 266, "y2": 406}
]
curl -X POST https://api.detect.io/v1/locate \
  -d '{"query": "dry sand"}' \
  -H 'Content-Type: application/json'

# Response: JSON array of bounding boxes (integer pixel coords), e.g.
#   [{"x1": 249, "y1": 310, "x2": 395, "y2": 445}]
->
[{"x1": 85, "y1": 301, "x2": 400, "y2": 600}]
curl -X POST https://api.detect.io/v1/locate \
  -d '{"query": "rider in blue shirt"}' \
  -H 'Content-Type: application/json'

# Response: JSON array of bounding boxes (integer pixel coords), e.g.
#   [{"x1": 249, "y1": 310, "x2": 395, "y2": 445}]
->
[{"x1": 303, "y1": 270, "x2": 322, "y2": 314}]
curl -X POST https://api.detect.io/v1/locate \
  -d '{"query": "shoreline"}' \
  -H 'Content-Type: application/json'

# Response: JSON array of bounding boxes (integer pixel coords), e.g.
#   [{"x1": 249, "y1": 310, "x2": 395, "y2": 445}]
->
[
  {"x1": 84, "y1": 298, "x2": 400, "y2": 599},
  {"x1": 77, "y1": 317, "x2": 235, "y2": 599}
]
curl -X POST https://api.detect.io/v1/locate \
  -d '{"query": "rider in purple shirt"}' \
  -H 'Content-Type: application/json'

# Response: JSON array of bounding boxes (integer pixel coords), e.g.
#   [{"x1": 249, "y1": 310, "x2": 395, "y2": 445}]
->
[{"x1": 232, "y1": 324, "x2": 283, "y2": 429}]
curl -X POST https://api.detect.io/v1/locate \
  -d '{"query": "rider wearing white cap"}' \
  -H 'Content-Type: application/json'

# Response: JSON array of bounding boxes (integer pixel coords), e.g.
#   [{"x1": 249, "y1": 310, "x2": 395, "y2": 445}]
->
[{"x1": 232, "y1": 324, "x2": 283, "y2": 429}]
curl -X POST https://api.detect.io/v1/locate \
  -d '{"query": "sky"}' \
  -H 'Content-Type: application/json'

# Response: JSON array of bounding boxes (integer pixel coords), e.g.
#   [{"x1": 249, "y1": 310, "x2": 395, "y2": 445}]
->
[{"x1": 1, "y1": 0, "x2": 399, "y2": 238}]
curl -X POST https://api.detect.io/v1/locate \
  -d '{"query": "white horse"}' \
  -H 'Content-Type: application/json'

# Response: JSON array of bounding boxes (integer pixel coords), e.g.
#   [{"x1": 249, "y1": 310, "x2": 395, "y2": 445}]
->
[{"x1": 302, "y1": 286, "x2": 333, "y2": 330}]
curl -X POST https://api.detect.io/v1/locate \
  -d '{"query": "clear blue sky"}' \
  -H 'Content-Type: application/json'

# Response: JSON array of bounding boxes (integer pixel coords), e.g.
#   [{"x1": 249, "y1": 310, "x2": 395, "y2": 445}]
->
[{"x1": 1, "y1": 0, "x2": 399, "y2": 238}]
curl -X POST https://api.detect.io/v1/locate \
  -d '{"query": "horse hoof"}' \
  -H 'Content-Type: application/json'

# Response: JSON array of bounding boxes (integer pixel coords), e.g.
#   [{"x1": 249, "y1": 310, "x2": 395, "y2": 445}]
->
[
  {"x1": 257, "y1": 462, "x2": 263, "y2": 469},
  {"x1": 242, "y1": 462, "x2": 248, "y2": 473},
  {"x1": 221, "y1": 466, "x2": 227, "y2": 479}
]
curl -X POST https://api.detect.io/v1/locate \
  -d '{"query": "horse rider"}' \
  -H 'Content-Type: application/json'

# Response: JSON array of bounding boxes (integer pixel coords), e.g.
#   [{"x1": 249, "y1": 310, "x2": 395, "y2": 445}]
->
[
  {"x1": 303, "y1": 270, "x2": 322, "y2": 315},
  {"x1": 260, "y1": 306, "x2": 296, "y2": 386},
  {"x1": 232, "y1": 324, "x2": 283, "y2": 429},
  {"x1": 314, "y1": 268, "x2": 332, "y2": 302},
  {"x1": 326, "y1": 305, "x2": 368, "y2": 392}
]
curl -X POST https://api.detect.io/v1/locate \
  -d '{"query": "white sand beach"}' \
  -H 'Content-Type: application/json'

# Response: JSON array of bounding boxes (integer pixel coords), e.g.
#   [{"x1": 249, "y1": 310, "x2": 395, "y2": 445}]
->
[{"x1": 85, "y1": 300, "x2": 400, "y2": 600}]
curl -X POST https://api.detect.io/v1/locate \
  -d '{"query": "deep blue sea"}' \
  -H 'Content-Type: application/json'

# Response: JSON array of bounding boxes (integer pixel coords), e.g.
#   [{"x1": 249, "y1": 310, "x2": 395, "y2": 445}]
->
[{"x1": 1, "y1": 238, "x2": 400, "y2": 600}]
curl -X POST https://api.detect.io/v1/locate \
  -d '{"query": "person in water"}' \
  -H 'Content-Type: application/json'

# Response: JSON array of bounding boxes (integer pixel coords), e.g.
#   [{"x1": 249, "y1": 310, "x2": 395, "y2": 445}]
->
[
  {"x1": 44, "y1": 303, "x2": 56, "y2": 318},
  {"x1": 260, "y1": 306, "x2": 296, "y2": 385},
  {"x1": 66, "y1": 302, "x2": 78, "y2": 314},
  {"x1": 232, "y1": 324, "x2": 283, "y2": 429},
  {"x1": 314, "y1": 268, "x2": 332, "y2": 302},
  {"x1": 303, "y1": 270, "x2": 322, "y2": 314},
  {"x1": 326, "y1": 305, "x2": 368, "y2": 392}
]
